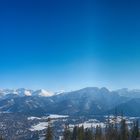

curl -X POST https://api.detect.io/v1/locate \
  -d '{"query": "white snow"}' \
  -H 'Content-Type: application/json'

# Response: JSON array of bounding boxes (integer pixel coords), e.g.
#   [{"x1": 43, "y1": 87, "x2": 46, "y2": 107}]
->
[
  {"x1": 46, "y1": 114, "x2": 69, "y2": 119},
  {"x1": 55, "y1": 90, "x2": 65, "y2": 95},
  {"x1": 79, "y1": 122, "x2": 105, "y2": 128},
  {"x1": 29, "y1": 122, "x2": 48, "y2": 131},
  {"x1": 69, "y1": 121, "x2": 105, "y2": 129},
  {"x1": 104, "y1": 115, "x2": 138, "y2": 125},
  {"x1": 0, "y1": 88, "x2": 55, "y2": 97},
  {"x1": 27, "y1": 117, "x2": 41, "y2": 120},
  {"x1": 29, "y1": 114, "x2": 68, "y2": 131},
  {"x1": 24, "y1": 90, "x2": 32, "y2": 96},
  {"x1": 33, "y1": 89, "x2": 54, "y2": 97},
  {"x1": 69, "y1": 119, "x2": 105, "y2": 129},
  {"x1": 28, "y1": 114, "x2": 68, "y2": 121},
  {"x1": 39, "y1": 89, "x2": 53, "y2": 97}
]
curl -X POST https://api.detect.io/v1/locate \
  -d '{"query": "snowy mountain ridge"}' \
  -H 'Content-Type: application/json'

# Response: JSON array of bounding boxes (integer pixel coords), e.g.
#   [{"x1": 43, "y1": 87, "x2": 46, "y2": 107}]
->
[
  {"x1": 0, "y1": 87, "x2": 139, "y2": 116},
  {"x1": 0, "y1": 88, "x2": 54, "y2": 97}
]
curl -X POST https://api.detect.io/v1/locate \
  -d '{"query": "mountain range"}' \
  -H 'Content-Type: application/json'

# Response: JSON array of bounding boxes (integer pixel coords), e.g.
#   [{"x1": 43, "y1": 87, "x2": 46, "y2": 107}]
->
[{"x1": 0, "y1": 87, "x2": 139, "y2": 116}]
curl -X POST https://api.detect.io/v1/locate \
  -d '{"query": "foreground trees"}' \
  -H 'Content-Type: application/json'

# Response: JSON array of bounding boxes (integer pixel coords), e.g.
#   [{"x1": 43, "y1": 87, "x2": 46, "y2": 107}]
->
[
  {"x1": 62, "y1": 116, "x2": 140, "y2": 140},
  {"x1": 45, "y1": 118, "x2": 53, "y2": 140},
  {"x1": 45, "y1": 115, "x2": 140, "y2": 140}
]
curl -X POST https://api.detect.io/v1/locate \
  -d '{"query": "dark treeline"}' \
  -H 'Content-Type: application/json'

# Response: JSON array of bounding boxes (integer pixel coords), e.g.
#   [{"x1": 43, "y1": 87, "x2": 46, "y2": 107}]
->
[
  {"x1": 46, "y1": 116, "x2": 140, "y2": 140},
  {"x1": 63, "y1": 118, "x2": 140, "y2": 140}
]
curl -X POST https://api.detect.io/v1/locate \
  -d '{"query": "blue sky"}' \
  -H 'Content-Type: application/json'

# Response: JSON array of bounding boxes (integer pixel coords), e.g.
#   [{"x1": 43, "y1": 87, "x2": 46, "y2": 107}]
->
[{"x1": 0, "y1": 0, "x2": 140, "y2": 91}]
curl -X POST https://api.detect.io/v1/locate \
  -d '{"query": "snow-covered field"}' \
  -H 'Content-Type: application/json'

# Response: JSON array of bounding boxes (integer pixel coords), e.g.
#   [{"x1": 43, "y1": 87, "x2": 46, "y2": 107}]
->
[
  {"x1": 29, "y1": 122, "x2": 48, "y2": 131},
  {"x1": 29, "y1": 114, "x2": 69, "y2": 131},
  {"x1": 28, "y1": 116, "x2": 41, "y2": 120},
  {"x1": 69, "y1": 119, "x2": 106, "y2": 129},
  {"x1": 29, "y1": 115, "x2": 139, "y2": 132},
  {"x1": 28, "y1": 114, "x2": 69, "y2": 121},
  {"x1": 46, "y1": 114, "x2": 69, "y2": 119},
  {"x1": 69, "y1": 122, "x2": 105, "y2": 129}
]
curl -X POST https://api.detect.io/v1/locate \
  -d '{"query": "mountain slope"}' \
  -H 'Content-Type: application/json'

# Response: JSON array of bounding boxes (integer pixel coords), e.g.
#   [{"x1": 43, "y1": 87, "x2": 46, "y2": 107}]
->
[
  {"x1": 0, "y1": 87, "x2": 138, "y2": 116},
  {"x1": 108, "y1": 98, "x2": 140, "y2": 116}
]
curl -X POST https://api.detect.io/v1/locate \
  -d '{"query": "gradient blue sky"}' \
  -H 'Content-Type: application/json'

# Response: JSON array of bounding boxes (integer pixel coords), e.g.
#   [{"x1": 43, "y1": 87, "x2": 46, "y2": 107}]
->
[{"x1": 0, "y1": 0, "x2": 140, "y2": 91}]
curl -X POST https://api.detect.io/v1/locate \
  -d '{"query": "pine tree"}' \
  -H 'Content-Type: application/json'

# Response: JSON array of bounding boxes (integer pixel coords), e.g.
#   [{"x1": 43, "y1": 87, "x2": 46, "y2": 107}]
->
[
  {"x1": 95, "y1": 125, "x2": 102, "y2": 140},
  {"x1": 72, "y1": 126, "x2": 78, "y2": 140},
  {"x1": 135, "y1": 120, "x2": 139, "y2": 139},
  {"x1": 45, "y1": 118, "x2": 53, "y2": 140},
  {"x1": 84, "y1": 128, "x2": 94, "y2": 140},
  {"x1": 77, "y1": 126, "x2": 84, "y2": 140},
  {"x1": 131, "y1": 120, "x2": 139, "y2": 140},
  {"x1": 105, "y1": 115, "x2": 110, "y2": 140},
  {"x1": 114, "y1": 110, "x2": 119, "y2": 140},
  {"x1": 63, "y1": 125, "x2": 72, "y2": 140},
  {"x1": 120, "y1": 119, "x2": 128, "y2": 140}
]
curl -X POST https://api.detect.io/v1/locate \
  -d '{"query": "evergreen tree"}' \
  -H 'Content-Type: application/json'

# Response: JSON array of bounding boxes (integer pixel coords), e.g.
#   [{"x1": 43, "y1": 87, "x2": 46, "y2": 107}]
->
[
  {"x1": 120, "y1": 119, "x2": 129, "y2": 140},
  {"x1": 131, "y1": 120, "x2": 139, "y2": 140},
  {"x1": 77, "y1": 126, "x2": 84, "y2": 140},
  {"x1": 61, "y1": 114, "x2": 140, "y2": 140},
  {"x1": 45, "y1": 118, "x2": 53, "y2": 140},
  {"x1": 63, "y1": 125, "x2": 72, "y2": 140},
  {"x1": 72, "y1": 126, "x2": 78, "y2": 140},
  {"x1": 105, "y1": 115, "x2": 111, "y2": 140},
  {"x1": 84, "y1": 128, "x2": 94, "y2": 140},
  {"x1": 95, "y1": 125, "x2": 102, "y2": 140},
  {"x1": 135, "y1": 120, "x2": 139, "y2": 139}
]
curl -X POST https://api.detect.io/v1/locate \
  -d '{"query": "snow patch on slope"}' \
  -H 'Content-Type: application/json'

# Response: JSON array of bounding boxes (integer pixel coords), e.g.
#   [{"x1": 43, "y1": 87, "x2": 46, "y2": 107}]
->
[
  {"x1": 33, "y1": 89, "x2": 54, "y2": 97},
  {"x1": 29, "y1": 122, "x2": 48, "y2": 131}
]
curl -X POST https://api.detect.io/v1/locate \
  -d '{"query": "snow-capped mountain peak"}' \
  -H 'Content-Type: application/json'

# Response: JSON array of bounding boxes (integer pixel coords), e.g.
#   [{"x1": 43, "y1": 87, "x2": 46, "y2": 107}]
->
[
  {"x1": 16, "y1": 88, "x2": 32, "y2": 96},
  {"x1": 0, "y1": 88, "x2": 54, "y2": 97},
  {"x1": 32, "y1": 89, "x2": 54, "y2": 97}
]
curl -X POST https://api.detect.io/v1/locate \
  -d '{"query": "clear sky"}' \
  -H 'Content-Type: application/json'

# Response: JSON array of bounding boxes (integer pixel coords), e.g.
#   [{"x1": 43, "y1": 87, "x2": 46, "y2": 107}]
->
[{"x1": 0, "y1": 0, "x2": 140, "y2": 91}]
